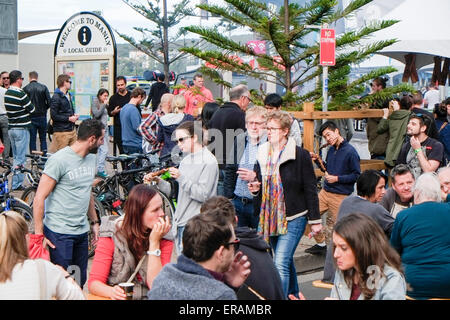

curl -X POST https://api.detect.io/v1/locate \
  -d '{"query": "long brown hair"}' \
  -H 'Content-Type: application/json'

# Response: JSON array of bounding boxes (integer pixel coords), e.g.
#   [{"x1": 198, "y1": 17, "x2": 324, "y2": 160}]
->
[
  {"x1": 0, "y1": 211, "x2": 29, "y2": 282},
  {"x1": 333, "y1": 213, "x2": 403, "y2": 300},
  {"x1": 118, "y1": 184, "x2": 159, "y2": 263}
]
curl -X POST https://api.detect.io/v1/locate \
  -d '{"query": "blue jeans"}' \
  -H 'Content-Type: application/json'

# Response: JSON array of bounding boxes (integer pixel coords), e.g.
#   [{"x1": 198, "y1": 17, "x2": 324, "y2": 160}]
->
[
  {"x1": 270, "y1": 215, "x2": 308, "y2": 298},
  {"x1": 30, "y1": 116, "x2": 47, "y2": 152},
  {"x1": 44, "y1": 225, "x2": 89, "y2": 288},
  {"x1": 175, "y1": 225, "x2": 185, "y2": 256},
  {"x1": 8, "y1": 128, "x2": 30, "y2": 189},
  {"x1": 232, "y1": 196, "x2": 259, "y2": 229}
]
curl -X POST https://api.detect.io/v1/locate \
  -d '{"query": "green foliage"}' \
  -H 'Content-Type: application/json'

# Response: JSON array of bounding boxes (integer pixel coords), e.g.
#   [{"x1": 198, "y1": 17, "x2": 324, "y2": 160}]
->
[{"x1": 181, "y1": 0, "x2": 413, "y2": 110}]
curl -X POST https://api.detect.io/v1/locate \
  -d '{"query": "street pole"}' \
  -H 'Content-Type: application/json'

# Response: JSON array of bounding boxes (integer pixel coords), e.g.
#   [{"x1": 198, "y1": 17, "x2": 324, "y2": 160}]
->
[{"x1": 322, "y1": 23, "x2": 329, "y2": 112}]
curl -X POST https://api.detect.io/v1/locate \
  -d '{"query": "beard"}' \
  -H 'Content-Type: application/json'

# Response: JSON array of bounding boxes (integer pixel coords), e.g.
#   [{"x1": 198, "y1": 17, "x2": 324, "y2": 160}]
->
[{"x1": 89, "y1": 146, "x2": 99, "y2": 154}]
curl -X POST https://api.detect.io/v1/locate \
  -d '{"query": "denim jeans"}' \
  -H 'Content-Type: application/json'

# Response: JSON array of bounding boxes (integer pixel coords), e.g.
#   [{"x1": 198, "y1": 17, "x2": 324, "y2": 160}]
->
[
  {"x1": 175, "y1": 225, "x2": 185, "y2": 256},
  {"x1": 232, "y1": 197, "x2": 259, "y2": 229},
  {"x1": 270, "y1": 215, "x2": 308, "y2": 298},
  {"x1": 97, "y1": 130, "x2": 109, "y2": 173},
  {"x1": 29, "y1": 116, "x2": 47, "y2": 152},
  {"x1": 44, "y1": 225, "x2": 89, "y2": 288},
  {"x1": 8, "y1": 128, "x2": 30, "y2": 189},
  {"x1": 0, "y1": 115, "x2": 10, "y2": 159},
  {"x1": 216, "y1": 169, "x2": 225, "y2": 196}
]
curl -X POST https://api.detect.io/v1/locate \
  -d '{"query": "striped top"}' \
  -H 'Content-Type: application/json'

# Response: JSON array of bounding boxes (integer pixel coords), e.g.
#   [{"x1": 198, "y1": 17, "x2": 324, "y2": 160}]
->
[{"x1": 4, "y1": 85, "x2": 35, "y2": 129}]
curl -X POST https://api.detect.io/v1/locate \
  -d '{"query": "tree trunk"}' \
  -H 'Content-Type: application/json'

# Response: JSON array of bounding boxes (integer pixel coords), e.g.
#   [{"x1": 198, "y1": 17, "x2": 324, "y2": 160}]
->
[
  {"x1": 163, "y1": 0, "x2": 170, "y2": 85},
  {"x1": 284, "y1": 0, "x2": 292, "y2": 94}
]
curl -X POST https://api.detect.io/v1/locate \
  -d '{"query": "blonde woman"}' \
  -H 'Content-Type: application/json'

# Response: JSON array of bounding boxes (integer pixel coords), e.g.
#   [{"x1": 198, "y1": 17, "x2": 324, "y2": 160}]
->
[
  {"x1": 0, "y1": 211, "x2": 85, "y2": 300},
  {"x1": 157, "y1": 94, "x2": 195, "y2": 157}
]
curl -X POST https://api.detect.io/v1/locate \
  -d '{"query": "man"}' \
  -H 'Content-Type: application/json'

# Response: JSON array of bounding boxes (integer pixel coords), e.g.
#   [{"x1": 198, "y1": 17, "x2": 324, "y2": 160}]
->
[
  {"x1": 173, "y1": 77, "x2": 188, "y2": 95},
  {"x1": 200, "y1": 196, "x2": 285, "y2": 300},
  {"x1": 120, "y1": 87, "x2": 146, "y2": 155},
  {"x1": 107, "y1": 76, "x2": 131, "y2": 155},
  {"x1": 380, "y1": 164, "x2": 415, "y2": 218},
  {"x1": 183, "y1": 73, "x2": 214, "y2": 116},
  {"x1": 50, "y1": 74, "x2": 78, "y2": 153},
  {"x1": 306, "y1": 121, "x2": 361, "y2": 254},
  {"x1": 322, "y1": 169, "x2": 394, "y2": 283},
  {"x1": 139, "y1": 93, "x2": 173, "y2": 154},
  {"x1": 365, "y1": 77, "x2": 389, "y2": 159},
  {"x1": 0, "y1": 71, "x2": 10, "y2": 89},
  {"x1": 438, "y1": 166, "x2": 450, "y2": 202},
  {"x1": 424, "y1": 82, "x2": 440, "y2": 111},
  {"x1": 209, "y1": 84, "x2": 249, "y2": 196},
  {"x1": 4, "y1": 70, "x2": 35, "y2": 190},
  {"x1": 396, "y1": 114, "x2": 444, "y2": 178},
  {"x1": 410, "y1": 91, "x2": 439, "y2": 139},
  {"x1": 148, "y1": 213, "x2": 249, "y2": 300},
  {"x1": 0, "y1": 73, "x2": 9, "y2": 160},
  {"x1": 33, "y1": 119, "x2": 105, "y2": 288},
  {"x1": 390, "y1": 173, "x2": 450, "y2": 299},
  {"x1": 144, "y1": 73, "x2": 169, "y2": 111},
  {"x1": 23, "y1": 71, "x2": 51, "y2": 153},
  {"x1": 264, "y1": 93, "x2": 303, "y2": 146},
  {"x1": 223, "y1": 106, "x2": 267, "y2": 229}
]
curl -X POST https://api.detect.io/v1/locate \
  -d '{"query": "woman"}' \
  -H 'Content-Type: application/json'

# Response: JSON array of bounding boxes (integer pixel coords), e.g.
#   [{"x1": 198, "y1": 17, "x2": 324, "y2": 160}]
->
[
  {"x1": 145, "y1": 120, "x2": 219, "y2": 255},
  {"x1": 0, "y1": 211, "x2": 85, "y2": 300},
  {"x1": 157, "y1": 94, "x2": 194, "y2": 157},
  {"x1": 91, "y1": 88, "x2": 109, "y2": 177},
  {"x1": 248, "y1": 111, "x2": 322, "y2": 298},
  {"x1": 88, "y1": 184, "x2": 173, "y2": 300},
  {"x1": 330, "y1": 213, "x2": 406, "y2": 300}
]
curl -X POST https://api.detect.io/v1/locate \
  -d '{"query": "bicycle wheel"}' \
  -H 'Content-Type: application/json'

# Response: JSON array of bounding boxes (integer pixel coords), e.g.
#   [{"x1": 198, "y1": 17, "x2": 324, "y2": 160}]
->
[
  {"x1": 88, "y1": 196, "x2": 108, "y2": 258},
  {"x1": 21, "y1": 186, "x2": 37, "y2": 207},
  {"x1": 9, "y1": 198, "x2": 34, "y2": 234}
]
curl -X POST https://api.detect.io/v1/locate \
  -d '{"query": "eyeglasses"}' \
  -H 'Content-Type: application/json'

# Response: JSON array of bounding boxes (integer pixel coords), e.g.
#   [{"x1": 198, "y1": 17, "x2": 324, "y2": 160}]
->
[
  {"x1": 267, "y1": 127, "x2": 283, "y2": 131},
  {"x1": 1, "y1": 77, "x2": 9, "y2": 80},
  {"x1": 224, "y1": 238, "x2": 240, "y2": 251},
  {"x1": 246, "y1": 121, "x2": 265, "y2": 126},
  {"x1": 243, "y1": 95, "x2": 253, "y2": 102},
  {"x1": 176, "y1": 136, "x2": 191, "y2": 143},
  {"x1": 66, "y1": 80, "x2": 72, "y2": 84}
]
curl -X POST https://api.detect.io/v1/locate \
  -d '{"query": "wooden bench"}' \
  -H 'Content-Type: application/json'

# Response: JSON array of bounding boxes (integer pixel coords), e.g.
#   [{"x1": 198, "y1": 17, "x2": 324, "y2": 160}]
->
[{"x1": 312, "y1": 280, "x2": 333, "y2": 290}]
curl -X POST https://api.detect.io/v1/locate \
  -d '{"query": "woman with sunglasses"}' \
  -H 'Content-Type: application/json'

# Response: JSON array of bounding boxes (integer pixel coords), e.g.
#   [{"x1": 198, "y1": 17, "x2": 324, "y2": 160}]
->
[
  {"x1": 248, "y1": 111, "x2": 322, "y2": 299},
  {"x1": 144, "y1": 120, "x2": 219, "y2": 255}
]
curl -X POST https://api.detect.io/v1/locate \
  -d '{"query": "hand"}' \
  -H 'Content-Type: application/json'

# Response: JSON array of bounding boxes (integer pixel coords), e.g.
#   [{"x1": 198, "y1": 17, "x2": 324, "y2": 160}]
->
[
  {"x1": 43, "y1": 236, "x2": 56, "y2": 249},
  {"x1": 310, "y1": 152, "x2": 319, "y2": 161},
  {"x1": 310, "y1": 223, "x2": 323, "y2": 235},
  {"x1": 223, "y1": 251, "x2": 251, "y2": 288},
  {"x1": 247, "y1": 180, "x2": 261, "y2": 193},
  {"x1": 392, "y1": 100, "x2": 400, "y2": 111},
  {"x1": 143, "y1": 172, "x2": 160, "y2": 184},
  {"x1": 149, "y1": 216, "x2": 171, "y2": 244},
  {"x1": 325, "y1": 175, "x2": 338, "y2": 184},
  {"x1": 68, "y1": 115, "x2": 77, "y2": 123},
  {"x1": 288, "y1": 292, "x2": 306, "y2": 300},
  {"x1": 410, "y1": 136, "x2": 421, "y2": 150},
  {"x1": 112, "y1": 106, "x2": 121, "y2": 115},
  {"x1": 237, "y1": 168, "x2": 256, "y2": 182},
  {"x1": 91, "y1": 223, "x2": 100, "y2": 244},
  {"x1": 110, "y1": 285, "x2": 127, "y2": 300},
  {"x1": 168, "y1": 167, "x2": 180, "y2": 179},
  {"x1": 382, "y1": 108, "x2": 389, "y2": 119}
]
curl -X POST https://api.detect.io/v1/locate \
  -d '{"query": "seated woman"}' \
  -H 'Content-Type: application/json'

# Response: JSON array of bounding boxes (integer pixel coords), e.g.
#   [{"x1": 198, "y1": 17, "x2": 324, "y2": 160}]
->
[
  {"x1": 330, "y1": 213, "x2": 406, "y2": 300},
  {"x1": 88, "y1": 184, "x2": 173, "y2": 300},
  {"x1": 390, "y1": 173, "x2": 450, "y2": 299},
  {"x1": 0, "y1": 211, "x2": 85, "y2": 300},
  {"x1": 145, "y1": 120, "x2": 219, "y2": 255}
]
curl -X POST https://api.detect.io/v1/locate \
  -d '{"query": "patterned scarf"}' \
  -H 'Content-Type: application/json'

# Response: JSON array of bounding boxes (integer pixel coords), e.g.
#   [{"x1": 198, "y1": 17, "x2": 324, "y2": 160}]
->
[{"x1": 258, "y1": 144, "x2": 288, "y2": 243}]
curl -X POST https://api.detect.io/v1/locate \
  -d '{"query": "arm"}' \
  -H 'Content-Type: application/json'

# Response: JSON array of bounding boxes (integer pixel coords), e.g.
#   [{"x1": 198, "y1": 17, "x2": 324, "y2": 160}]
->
[
  {"x1": 49, "y1": 262, "x2": 86, "y2": 300},
  {"x1": 138, "y1": 113, "x2": 159, "y2": 144},
  {"x1": 376, "y1": 117, "x2": 389, "y2": 134},
  {"x1": 87, "y1": 195, "x2": 99, "y2": 243},
  {"x1": 337, "y1": 152, "x2": 361, "y2": 184},
  {"x1": 146, "y1": 216, "x2": 171, "y2": 289},
  {"x1": 300, "y1": 149, "x2": 321, "y2": 224},
  {"x1": 44, "y1": 86, "x2": 51, "y2": 111},
  {"x1": 410, "y1": 137, "x2": 442, "y2": 172},
  {"x1": 223, "y1": 137, "x2": 240, "y2": 199},
  {"x1": 389, "y1": 216, "x2": 403, "y2": 255},
  {"x1": 50, "y1": 96, "x2": 70, "y2": 123},
  {"x1": 87, "y1": 237, "x2": 127, "y2": 300},
  {"x1": 107, "y1": 96, "x2": 116, "y2": 117},
  {"x1": 23, "y1": 93, "x2": 35, "y2": 115},
  {"x1": 379, "y1": 271, "x2": 406, "y2": 300},
  {"x1": 175, "y1": 162, "x2": 219, "y2": 203},
  {"x1": 33, "y1": 174, "x2": 57, "y2": 236}
]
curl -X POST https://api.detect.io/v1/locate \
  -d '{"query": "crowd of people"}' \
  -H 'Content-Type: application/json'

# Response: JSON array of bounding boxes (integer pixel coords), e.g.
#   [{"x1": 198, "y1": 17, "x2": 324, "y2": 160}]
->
[{"x1": 0, "y1": 69, "x2": 450, "y2": 301}]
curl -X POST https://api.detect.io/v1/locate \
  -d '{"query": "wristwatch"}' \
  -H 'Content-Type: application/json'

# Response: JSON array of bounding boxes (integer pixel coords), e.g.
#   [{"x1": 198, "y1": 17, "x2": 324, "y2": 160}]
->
[{"x1": 147, "y1": 249, "x2": 161, "y2": 257}]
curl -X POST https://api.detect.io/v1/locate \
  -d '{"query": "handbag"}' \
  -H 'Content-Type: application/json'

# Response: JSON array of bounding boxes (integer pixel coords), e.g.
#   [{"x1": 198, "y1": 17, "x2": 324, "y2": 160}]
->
[{"x1": 28, "y1": 234, "x2": 50, "y2": 260}]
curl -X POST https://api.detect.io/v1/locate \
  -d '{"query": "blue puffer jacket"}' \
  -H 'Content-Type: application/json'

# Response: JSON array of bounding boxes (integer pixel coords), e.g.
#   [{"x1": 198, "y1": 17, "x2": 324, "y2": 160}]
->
[{"x1": 50, "y1": 88, "x2": 75, "y2": 132}]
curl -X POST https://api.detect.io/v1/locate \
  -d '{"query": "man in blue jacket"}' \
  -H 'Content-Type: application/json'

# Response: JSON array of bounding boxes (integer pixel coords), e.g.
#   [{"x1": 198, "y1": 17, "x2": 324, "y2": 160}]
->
[
  {"x1": 306, "y1": 121, "x2": 361, "y2": 255},
  {"x1": 120, "y1": 87, "x2": 146, "y2": 155},
  {"x1": 50, "y1": 74, "x2": 79, "y2": 153}
]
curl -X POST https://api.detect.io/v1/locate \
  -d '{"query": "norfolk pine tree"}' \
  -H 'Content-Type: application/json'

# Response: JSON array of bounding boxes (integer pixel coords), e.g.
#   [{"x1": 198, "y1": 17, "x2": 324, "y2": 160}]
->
[{"x1": 181, "y1": 0, "x2": 413, "y2": 110}]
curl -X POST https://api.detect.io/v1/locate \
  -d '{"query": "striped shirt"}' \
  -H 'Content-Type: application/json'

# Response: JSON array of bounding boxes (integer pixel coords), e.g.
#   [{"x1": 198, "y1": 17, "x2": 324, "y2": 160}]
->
[{"x1": 4, "y1": 85, "x2": 35, "y2": 129}]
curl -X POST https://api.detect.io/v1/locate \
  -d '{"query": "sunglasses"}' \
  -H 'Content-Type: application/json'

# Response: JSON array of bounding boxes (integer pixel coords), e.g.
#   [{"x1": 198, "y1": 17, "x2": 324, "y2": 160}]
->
[
  {"x1": 1, "y1": 77, "x2": 9, "y2": 80},
  {"x1": 224, "y1": 238, "x2": 240, "y2": 251},
  {"x1": 176, "y1": 136, "x2": 191, "y2": 143}
]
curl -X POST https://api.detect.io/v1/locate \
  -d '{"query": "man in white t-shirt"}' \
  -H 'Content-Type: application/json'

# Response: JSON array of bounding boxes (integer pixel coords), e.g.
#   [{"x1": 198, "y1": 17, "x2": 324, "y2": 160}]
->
[{"x1": 424, "y1": 83, "x2": 441, "y2": 111}]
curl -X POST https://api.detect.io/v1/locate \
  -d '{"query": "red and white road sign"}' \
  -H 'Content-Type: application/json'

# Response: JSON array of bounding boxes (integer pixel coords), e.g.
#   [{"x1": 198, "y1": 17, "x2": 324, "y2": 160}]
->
[{"x1": 320, "y1": 28, "x2": 336, "y2": 66}]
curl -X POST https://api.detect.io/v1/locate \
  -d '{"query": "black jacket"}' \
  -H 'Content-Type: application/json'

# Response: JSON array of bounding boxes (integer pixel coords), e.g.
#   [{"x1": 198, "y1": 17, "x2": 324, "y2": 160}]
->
[
  {"x1": 50, "y1": 88, "x2": 75, "y2": 132},
  {"x1": 253, "y1": 138, "x2": 321, "y2": 222},
  {"x1": 235, "y1": 227, "x2": 285, "y2": 300},
  {"x1": 23, "y1": 80, "x2": 51, "y2": 118},
  {"x1": 208, "y1": 102, "x2": 246, "y2": 170}
]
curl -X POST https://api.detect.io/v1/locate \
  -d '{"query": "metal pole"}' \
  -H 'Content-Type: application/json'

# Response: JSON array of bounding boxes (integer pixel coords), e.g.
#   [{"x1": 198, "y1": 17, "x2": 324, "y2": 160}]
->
[{"x1": 323, "y1": 66, "x2": 328, "y2": 112}]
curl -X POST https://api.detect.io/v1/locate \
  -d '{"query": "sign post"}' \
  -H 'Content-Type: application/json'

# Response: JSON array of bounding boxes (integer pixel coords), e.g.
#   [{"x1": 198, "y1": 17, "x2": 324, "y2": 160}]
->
[
  {"x1": 54, "y1": 12, "x2": 117, "y2": 120},
  {"x1": 319, "y1": 26, "x2": 335, "y2": 112}
]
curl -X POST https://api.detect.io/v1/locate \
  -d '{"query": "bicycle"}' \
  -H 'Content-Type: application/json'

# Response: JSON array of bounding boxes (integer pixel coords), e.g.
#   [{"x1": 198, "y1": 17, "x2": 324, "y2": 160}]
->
[
  {"x1": 0, "y1": 160, "x2": 34, "y2": 232},
  {"x1": 20, "y1": 151, "x2": 48, "y2": 206}
]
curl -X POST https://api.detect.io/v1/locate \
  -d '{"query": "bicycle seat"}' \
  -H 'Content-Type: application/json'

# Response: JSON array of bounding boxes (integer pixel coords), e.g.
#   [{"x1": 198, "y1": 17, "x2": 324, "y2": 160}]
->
[{"x1": 106, "y1": 155, "x2": 133, "y2": 163}]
